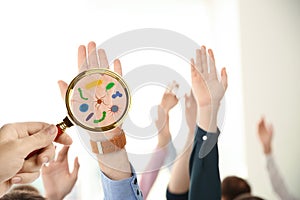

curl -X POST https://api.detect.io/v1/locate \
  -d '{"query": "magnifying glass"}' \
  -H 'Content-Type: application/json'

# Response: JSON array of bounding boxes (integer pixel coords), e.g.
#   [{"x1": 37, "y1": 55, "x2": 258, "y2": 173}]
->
[
  {"x1": 27, "y1": 68, "x2": 131, "y2": 158},
  {"x1": 58, "y1": 68, "x2": 131, "y2": 133}
]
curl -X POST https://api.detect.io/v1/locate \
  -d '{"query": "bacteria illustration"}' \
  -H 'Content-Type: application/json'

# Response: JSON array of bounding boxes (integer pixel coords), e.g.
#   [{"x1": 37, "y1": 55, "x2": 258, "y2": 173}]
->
[
  {"x1": 85, "y1": 112, "x2": 94, "y2": 121},
  {"x1": 93, "y1": 111, "x2": 107, "y2": 123},
  {"x1": 78, "y1": 88, "x2": 88, "y2": 100},
  {"x1": 79, "y1": 103, "x2": 89, "y2": 112},
  {"x1": 85, "y1": 79, "x2": 103, "y2": 89},
  {"x1": 106, "y1": 82, "x2": 115, "y2": 91},
  {"x1": 112, "y1": 91, "x2": 123, "y2": 99}
]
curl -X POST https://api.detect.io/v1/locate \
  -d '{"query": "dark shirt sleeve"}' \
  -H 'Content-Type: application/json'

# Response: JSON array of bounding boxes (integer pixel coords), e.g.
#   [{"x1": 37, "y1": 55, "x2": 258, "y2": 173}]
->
[{"x1": 188, "y1": 126, "x2": 221, "y2": 200}]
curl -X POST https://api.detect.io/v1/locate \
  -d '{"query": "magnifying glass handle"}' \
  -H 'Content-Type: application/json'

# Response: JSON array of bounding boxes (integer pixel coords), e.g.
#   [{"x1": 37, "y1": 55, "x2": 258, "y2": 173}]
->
[
  {"x1": 56, "y1": 117, "x2": 73, "y2": 137},
  {"x1": 25, "y1": 117, "x2": 73, "y2": 159}
]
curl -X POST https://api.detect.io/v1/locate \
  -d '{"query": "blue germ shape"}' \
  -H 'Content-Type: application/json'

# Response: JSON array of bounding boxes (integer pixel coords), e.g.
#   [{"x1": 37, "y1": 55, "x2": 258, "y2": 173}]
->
[
  {"x1": 112, "y1": 91, "x2": 123, "y2": 99},
  {"x1": 111, "y1": 105, "x2": 119, "y2": 113},
  {"x1": 79, "y1": 103, "x2": 89, "y2": 112}
]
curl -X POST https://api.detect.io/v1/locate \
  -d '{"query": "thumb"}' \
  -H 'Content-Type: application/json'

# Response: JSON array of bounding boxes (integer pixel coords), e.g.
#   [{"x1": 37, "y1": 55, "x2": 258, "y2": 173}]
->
[
  {"x1": 221, "y1": 67, "x2": 228, "y2": 90},
  {"x1": 71, "y1": 157, "x2": 80, "y2": 181},
  {"x1": 58, "y1": 80, "x2": 68, "y2": 101},
  {"x1": 20, "y1": 125, "x2": 57, "y2": 157}
]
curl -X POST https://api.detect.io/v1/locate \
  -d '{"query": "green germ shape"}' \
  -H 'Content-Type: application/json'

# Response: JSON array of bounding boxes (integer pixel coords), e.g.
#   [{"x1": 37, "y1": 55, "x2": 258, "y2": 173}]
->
[
  {"x1": 106, "y1": 82, "x2": 115, "y2": 91},
  {"x1": 93, "y1": 111, "x2": 107, "y2": 123}
]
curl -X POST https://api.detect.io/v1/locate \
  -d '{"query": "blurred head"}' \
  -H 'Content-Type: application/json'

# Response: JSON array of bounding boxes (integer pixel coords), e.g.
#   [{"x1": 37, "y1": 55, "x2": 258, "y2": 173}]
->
[
  {"x1": 0, "y1": 185, "x2": 44, "y2": 200},
  {"x1": 10, "y1": 185, "x2": 40, "y2": 195},
  {"x1": 233, "y1": 193, "x2": 265, "y2": 200},
  {"x1": 221, "y1": 176, "x2": 251, "y2": 200},
  {"x1": 0, "y1": 192, "x2": 45, "y2": 200}
]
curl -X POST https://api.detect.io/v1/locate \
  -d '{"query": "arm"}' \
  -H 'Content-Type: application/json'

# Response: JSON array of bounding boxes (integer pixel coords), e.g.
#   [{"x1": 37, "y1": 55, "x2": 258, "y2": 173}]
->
[
  {"x1": 42, "y1": 146, "x2": 80, "y2": 200},
  {"x1": 257, "y1": 118, "x2": 298, "y2": 200},
  {"x1": 58, "y1": 42, "x2": 142, "y2": 200},
  {"x1": 140, "y1": 83, "x2": 179, "y2": 199},
  {"x1": 167, "y1": 91, "x2": 196, "y2": 195},
  {"x1": 189, "y1": 46, "x2": 227, "y2": 200}
]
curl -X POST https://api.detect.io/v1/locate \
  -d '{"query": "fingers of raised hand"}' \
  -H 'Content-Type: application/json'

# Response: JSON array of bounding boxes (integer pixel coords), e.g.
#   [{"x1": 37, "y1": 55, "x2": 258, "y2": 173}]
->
[
  {"x1": 56, "y1": 146, "x2": 70, "y2": 162},
  {"x1": 98, "y1": 48, "x2": 109, "y2": 69},
  {"x1": 88, "y1": 41, "x2": 99, "y2": 68},
  {"x1": 78, "y1": 45, "x2": 88, "y2": 72},
  {"x1": 194, "y1": 47, "x2": 219, "y2": 80},
  {"x1": 78, "y1": 42, "x2": 110, "y2": 72},
  {"x1": 165, "y1": 81, "x2": 179, "y2": 95},
  {"x1": 200, "y1": 46, "x2": 208, "y2": 75},
  {"x1": 113, "y1": 59, "x2": 122, "y2": 76},
  {"x1": 221, "y1": 67, "x2": 228, "y2": 90}
]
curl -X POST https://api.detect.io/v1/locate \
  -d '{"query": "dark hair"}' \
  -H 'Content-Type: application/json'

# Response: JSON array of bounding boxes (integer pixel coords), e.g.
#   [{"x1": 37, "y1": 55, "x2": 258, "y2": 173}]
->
[
  {"x1": 237, "y1": 197, "x2": 264, "y2": 200},
  {"x1": 222, "y1": 176, "x2": 252, "y2": 200},
  {"x1": 0, "y1": 191, "x2": 45, "y2": 200},
  {"x1": 233, "y1": 193, "x2": 265, "y2": 200},
  {"x1": 10, "y1": 185, "x2": 40, "y2": 195}
]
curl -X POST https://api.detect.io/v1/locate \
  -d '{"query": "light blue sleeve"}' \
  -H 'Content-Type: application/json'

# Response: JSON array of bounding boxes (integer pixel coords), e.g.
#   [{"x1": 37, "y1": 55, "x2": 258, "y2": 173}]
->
[{"x1": 100, "y1": 165, "x2": 144, "y2": 200}]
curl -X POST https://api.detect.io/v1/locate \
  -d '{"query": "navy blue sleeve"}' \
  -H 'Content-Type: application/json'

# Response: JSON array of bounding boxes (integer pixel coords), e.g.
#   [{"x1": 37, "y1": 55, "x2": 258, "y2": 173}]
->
[{"x1": 188, "y1": 126, "x2": 221, "y2": 200}]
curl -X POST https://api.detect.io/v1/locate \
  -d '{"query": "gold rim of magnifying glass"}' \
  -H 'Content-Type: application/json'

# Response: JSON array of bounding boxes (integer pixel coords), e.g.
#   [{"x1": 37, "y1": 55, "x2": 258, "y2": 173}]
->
[{"x1": 65, "y1": 68, "x2": 131, "y2": 132}]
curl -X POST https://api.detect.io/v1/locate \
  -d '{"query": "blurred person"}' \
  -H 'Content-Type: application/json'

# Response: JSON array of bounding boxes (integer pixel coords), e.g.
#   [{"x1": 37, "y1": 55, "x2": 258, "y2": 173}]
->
[
  {"x1": 188, "y1": 46, "x2": 227, "y2": 199},
  {"x1": 166, "y1": 91, "x2": 196, "y2": 200},
  {"x1": 257, "y1": 117, "x2": 299, "y2": 200},
  {"x1": 1, "y1": 184, "x2": 44, "y2": 200},
  {"x1": 221, "y1": 176, "x2": 251, "y2": 200},
  {"x1": 0, "y1": 191, "x2": 45, "y2": 200},
  {"x1": 164, "y1": 46, "x2": 228, "y2": 199},
  {"x1": 139, "y1": 81, "x2": 179, "y2": 199},
  {"x1": 10, "y1": 185, "x2": 40, "y2": 195}
]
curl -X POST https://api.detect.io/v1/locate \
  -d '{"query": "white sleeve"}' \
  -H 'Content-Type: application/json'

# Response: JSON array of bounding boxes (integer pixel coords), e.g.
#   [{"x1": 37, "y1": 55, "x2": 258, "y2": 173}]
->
[{"x1": 266, "y1": 154, "x2": 299, "y2": 200}]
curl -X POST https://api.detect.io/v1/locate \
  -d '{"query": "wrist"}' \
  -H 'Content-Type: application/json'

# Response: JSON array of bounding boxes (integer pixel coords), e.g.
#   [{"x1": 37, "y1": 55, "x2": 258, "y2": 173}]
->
[
  {"x1": 97, "y1": 149, "x2": 131, "y2": 180},
  {"x1": 264, "y1": 146, "x2": 272, "y2": 155},
  {"x1": 197, "y1": 104, "x2": 219, "y2": 133},
  {"x1": 159, "y1": 104, "x2": 170, "y2": 114},
  {"x1": 157, "y1": 130, "x2": 171, "y2": 148},
  {"x1": 188, "y1": 129, "x2": 195, "y2": 137}
]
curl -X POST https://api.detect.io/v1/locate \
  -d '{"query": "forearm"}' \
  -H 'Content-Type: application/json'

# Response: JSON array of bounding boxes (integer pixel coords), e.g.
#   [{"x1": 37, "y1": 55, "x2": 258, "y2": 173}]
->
[
  {"x1": 266, "y1": 154, "x2": 298, "y2": 200},
  {"x1": 189, "y1": 126, "x2": 221, "y2": 200},
  {"x1": 140, "y1": 121, "x2": 171, "y2": 198},
  {"x1": 140, "y1": 146, "x2": 168, "y2": 199},
  {"x1": 168, "y1": 130, "x2": 194, "y2": 194}
]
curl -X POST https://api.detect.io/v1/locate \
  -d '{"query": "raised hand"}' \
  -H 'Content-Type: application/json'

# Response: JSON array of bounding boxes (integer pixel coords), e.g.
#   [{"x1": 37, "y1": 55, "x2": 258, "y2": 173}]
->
[
  {"x1": 257, "y1": 117, "x2": 273, "y2": 155},
  {"x1": 191, "y1": 46, "x2": 228, "y2": 132},
  {"x1": 159, "y1": 81, "x2": 179, "y2": 113},
  {"x1": 156, "y1": 81, "x2": 179, "y2": 148},
  {"x1": 58, "y1": 42, "x2": 122, "y2": 100},
  {"x1": 42, "y1": 146, "x2": 79, "y2": 200},
  {"x1": 57, "y1": 41, "x2": 131, "y2": 180}
]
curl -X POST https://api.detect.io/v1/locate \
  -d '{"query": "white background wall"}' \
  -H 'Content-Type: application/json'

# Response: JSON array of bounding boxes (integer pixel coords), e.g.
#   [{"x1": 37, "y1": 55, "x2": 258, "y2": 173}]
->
[{"x1": 240, "y1": 0, "x2": 300, "y2": 199}]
